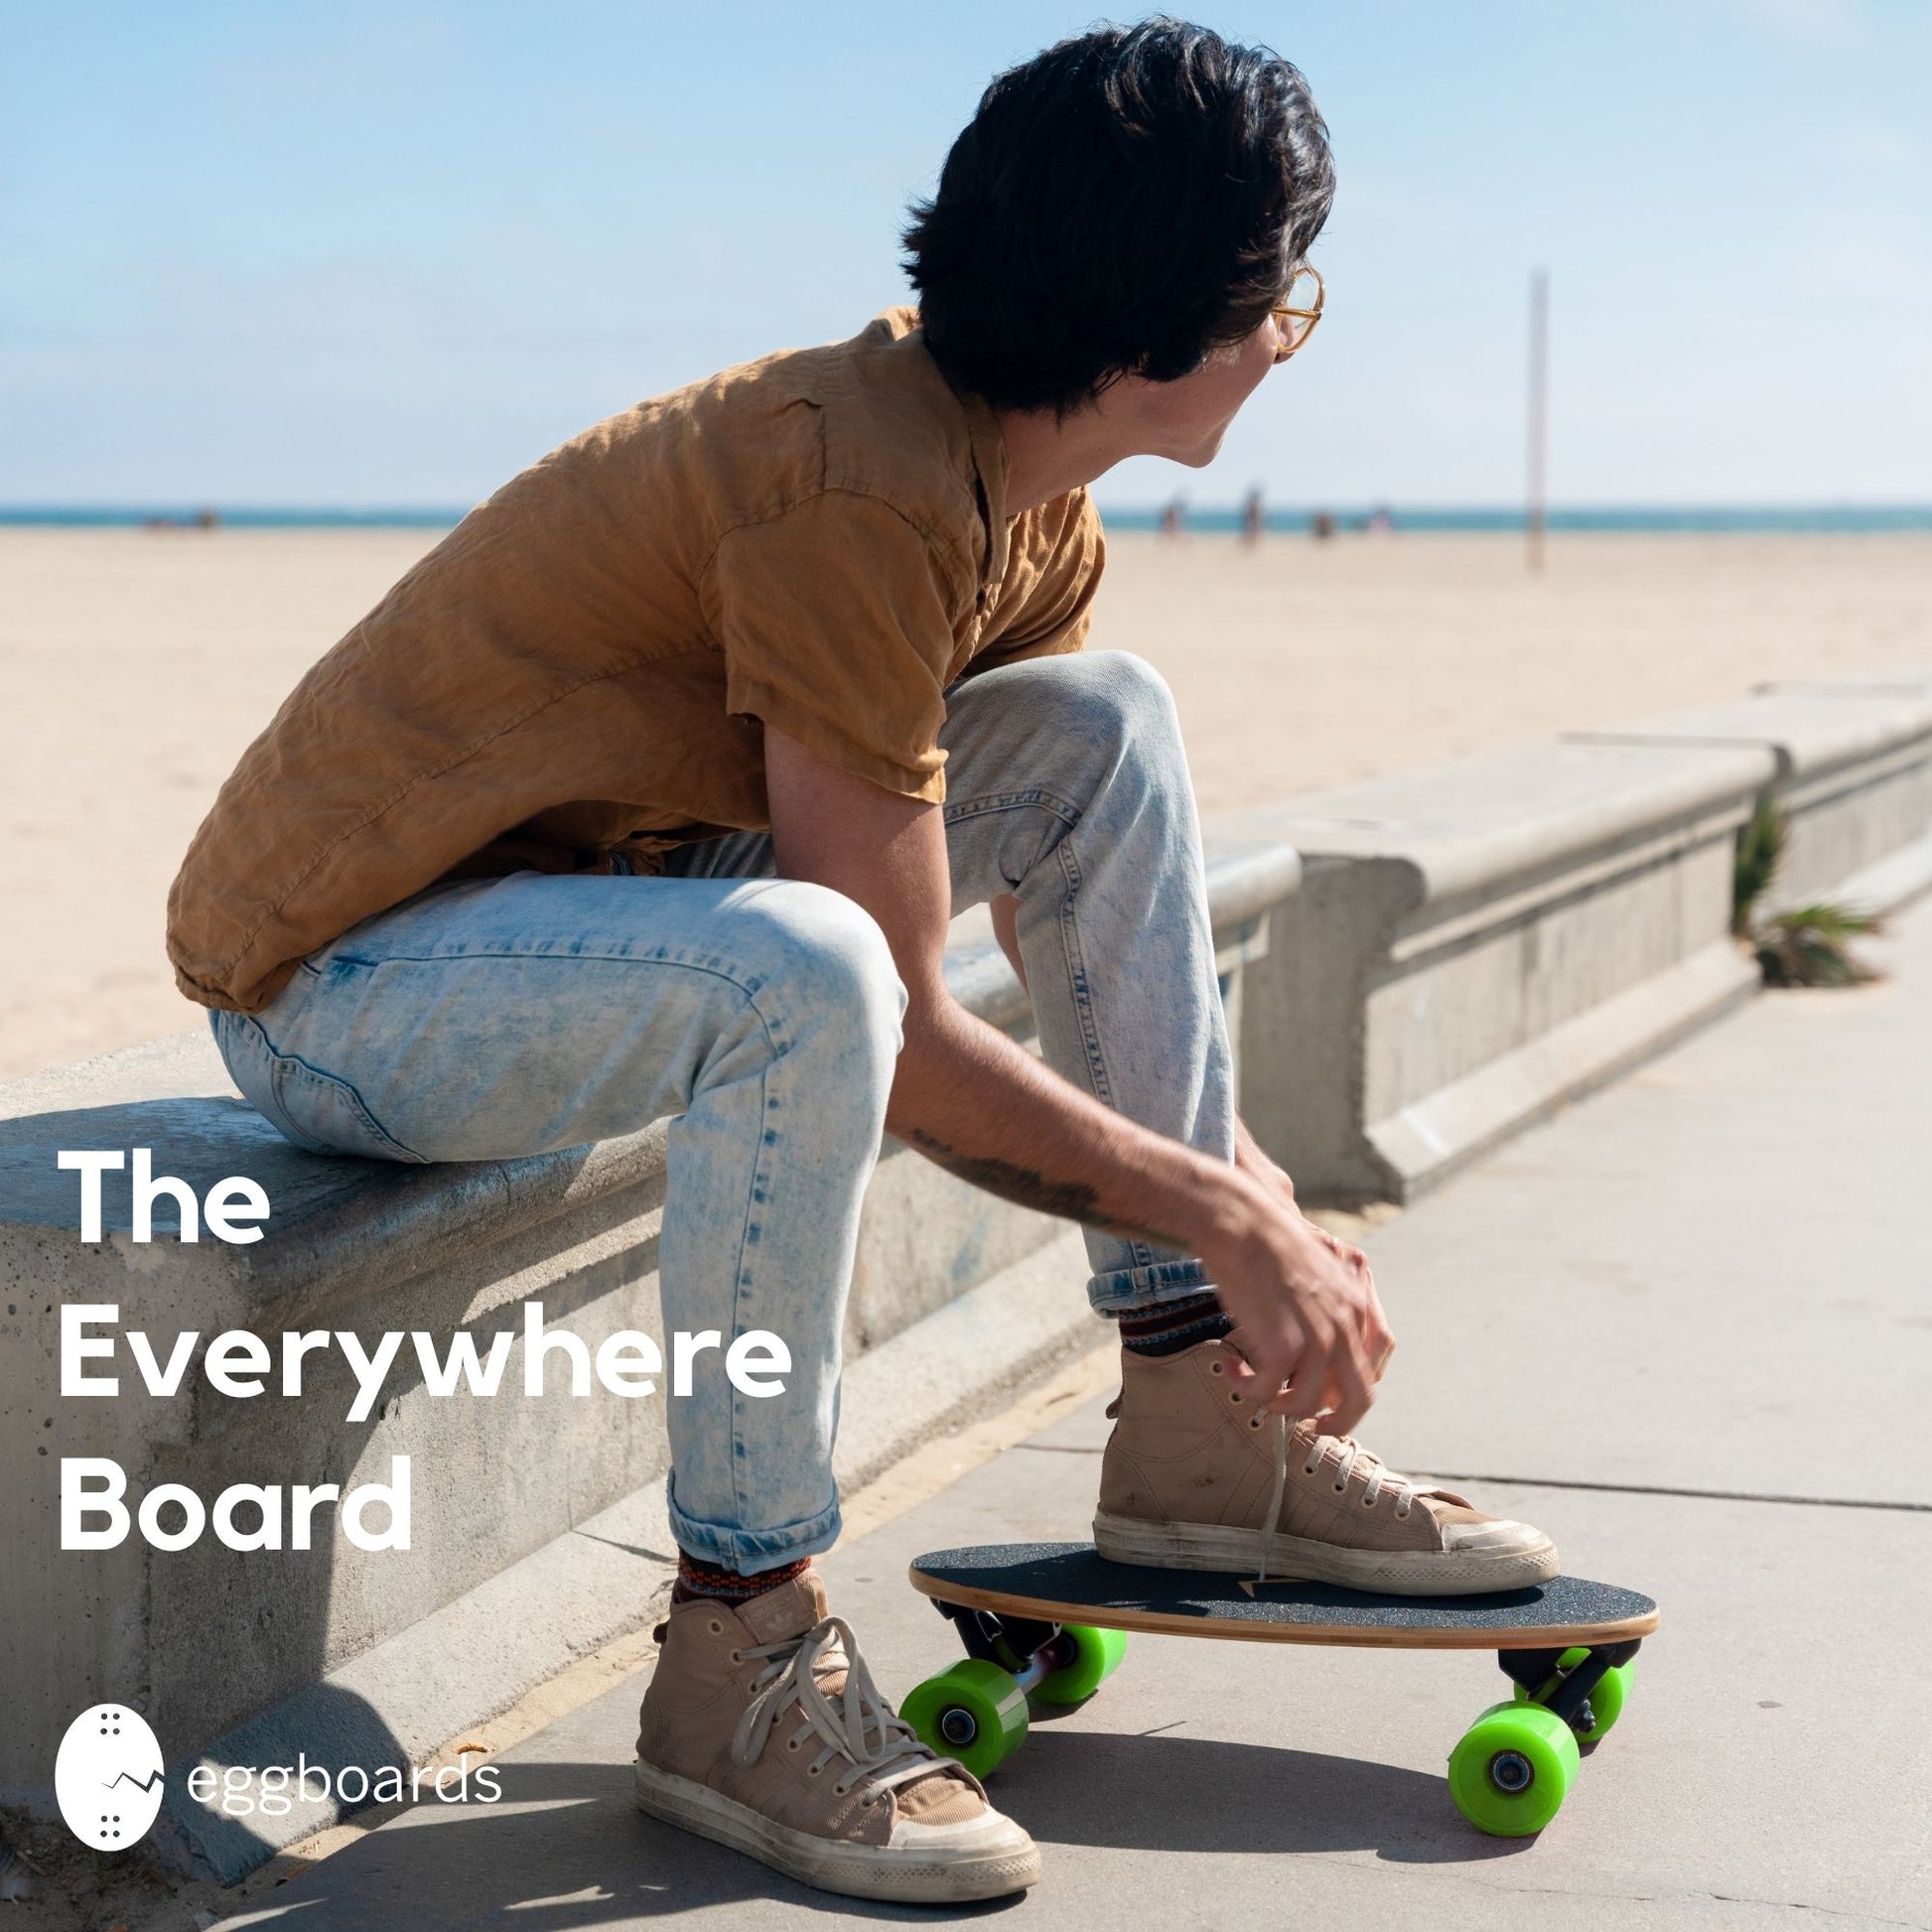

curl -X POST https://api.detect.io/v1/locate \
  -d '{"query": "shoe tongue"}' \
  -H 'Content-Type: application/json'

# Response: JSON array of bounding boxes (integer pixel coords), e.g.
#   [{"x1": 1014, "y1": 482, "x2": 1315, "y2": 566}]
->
[
  {"x1": 739, "y1": 1573, "x2": 856, "y2": 1723},
  {"x1": 737, "y1": 1571, "x2": 830, "y2": 1646}
]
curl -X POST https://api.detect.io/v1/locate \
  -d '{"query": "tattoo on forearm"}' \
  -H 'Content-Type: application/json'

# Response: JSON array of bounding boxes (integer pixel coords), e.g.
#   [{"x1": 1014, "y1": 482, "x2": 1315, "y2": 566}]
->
[{"x1": 905, "y1": 1129, "x2": 1192, "y2": 1251}]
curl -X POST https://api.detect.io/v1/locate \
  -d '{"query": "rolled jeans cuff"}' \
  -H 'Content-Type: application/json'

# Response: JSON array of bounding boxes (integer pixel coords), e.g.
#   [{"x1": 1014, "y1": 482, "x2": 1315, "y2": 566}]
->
[
  {"x1": 665, "y1": 1480, "x2": 843, "y2": 1576},
  {"x1": 1087, "y1": 1256, "x2": 1211, "y2": 1316}
]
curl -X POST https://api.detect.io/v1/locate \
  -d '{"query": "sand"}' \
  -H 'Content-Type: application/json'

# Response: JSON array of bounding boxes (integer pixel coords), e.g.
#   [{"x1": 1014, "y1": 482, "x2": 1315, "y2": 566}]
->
[{"x1": 3, "y1": 525, "x2": 1928, "y2": 1080}]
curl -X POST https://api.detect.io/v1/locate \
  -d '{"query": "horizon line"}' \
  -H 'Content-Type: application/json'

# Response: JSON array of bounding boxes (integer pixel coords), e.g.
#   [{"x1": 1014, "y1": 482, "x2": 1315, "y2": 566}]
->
[{"x1": 5, "y1": 498, "x2": 1931, "y2": 527}]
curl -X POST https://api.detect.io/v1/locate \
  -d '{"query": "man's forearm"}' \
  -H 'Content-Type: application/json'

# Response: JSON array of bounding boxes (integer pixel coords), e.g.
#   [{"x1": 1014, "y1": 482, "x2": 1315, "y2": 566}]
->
[{"x1": 887, "y1": 995, "x2": 1255, "y2": 1257}]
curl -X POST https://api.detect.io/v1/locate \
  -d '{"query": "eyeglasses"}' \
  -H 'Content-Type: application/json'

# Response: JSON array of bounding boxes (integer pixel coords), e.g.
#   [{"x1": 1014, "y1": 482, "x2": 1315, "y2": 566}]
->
[{"x1": 1270, "y1": 266, "x2": 1324, "y2": 364}]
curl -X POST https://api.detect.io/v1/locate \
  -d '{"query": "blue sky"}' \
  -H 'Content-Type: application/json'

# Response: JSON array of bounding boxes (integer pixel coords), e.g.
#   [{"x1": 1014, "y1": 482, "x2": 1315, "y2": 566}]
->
[{"x1": 3, "y1": 1, "x2": 1927, "y2": 508}]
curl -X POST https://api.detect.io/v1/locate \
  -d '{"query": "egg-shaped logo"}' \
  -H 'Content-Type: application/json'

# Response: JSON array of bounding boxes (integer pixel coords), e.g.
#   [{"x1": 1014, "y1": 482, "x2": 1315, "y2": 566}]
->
[{"x1": 55, "y1": 1704, "x2": 166, "y2": 1850}]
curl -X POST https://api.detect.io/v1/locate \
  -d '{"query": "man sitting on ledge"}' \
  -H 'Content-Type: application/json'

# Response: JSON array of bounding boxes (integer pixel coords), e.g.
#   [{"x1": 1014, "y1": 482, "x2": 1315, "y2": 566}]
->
[{"x1": 167, "y1": 19, "x2": 1555, "y2": 1905}]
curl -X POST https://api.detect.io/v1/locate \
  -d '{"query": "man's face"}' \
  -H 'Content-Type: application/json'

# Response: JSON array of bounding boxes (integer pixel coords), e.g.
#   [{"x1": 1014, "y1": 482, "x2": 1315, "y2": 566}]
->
[{"x1": 1114, "y1": 316, "x2": 1282, "y2": 468}]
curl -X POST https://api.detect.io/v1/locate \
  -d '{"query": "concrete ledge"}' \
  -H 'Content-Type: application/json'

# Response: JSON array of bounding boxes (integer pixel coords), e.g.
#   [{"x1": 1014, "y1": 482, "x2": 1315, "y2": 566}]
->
[
  {"x1": 1222, "y1": 736, "x2": 1772, "y2": 1203},
  {"x1": 1570, "y1": 684, "x2": 1932, "y2": 908},
  {"x1": 1833, "y1": 829, "x2": 1932, "y2": 915},
  {"x1": 832, "y1": 1229, "x2": 1097, "y2": 1498},
  {"x1": 1366, "y1": 939, "x2": 1758, "y2": 1189},
  {"x1": 1756, "y1": 665, "x2": 1932, "y2": 700}
]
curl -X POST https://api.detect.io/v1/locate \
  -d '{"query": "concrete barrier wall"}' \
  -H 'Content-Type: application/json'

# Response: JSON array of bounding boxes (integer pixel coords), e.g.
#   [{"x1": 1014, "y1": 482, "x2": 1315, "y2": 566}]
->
[
  {"x1": 1222, "y1": 738, "x2": 1771, "y2": 1203},
  {"x1": 1224, "y1": 670, "x2": 1932, "y2": 1208},
  {"x1": 1571, "y1": 683, "x2": 1932, "y2": 911}
]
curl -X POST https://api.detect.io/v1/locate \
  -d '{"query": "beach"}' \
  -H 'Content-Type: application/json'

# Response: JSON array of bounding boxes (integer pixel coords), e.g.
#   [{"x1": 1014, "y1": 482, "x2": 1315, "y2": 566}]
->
[{"x1": 3, "y1": 525, "x2": 1928, "y2": 1080}]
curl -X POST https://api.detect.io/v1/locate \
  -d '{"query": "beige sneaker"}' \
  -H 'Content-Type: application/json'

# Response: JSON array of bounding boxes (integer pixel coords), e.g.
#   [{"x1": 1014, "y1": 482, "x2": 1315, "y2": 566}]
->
[
  {"x1": 632, "y1": 1571, "x2": 1040, "y2": 1902},
  {"x1": 1093, "y1": 1338, "x2": 1559, "y2": 1594}
]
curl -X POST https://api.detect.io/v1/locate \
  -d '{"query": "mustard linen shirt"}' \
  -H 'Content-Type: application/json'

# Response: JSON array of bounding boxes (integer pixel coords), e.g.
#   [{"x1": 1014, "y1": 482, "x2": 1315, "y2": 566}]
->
[{"x1": 167, "y1": 311, "x2": 1105, "y2": 1014}]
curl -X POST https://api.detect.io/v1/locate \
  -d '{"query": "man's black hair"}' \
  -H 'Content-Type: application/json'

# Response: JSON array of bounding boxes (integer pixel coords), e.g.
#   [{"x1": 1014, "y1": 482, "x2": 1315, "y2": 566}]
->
[{"x1": 902, "y1": 17, "x2": 1333, "y2": 414}]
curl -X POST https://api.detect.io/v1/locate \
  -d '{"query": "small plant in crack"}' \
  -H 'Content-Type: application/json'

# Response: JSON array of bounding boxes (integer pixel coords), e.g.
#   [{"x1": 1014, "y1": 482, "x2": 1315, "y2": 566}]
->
[{"x1": 1731, "y1": 793, "x2": 1883, "y2": 988}]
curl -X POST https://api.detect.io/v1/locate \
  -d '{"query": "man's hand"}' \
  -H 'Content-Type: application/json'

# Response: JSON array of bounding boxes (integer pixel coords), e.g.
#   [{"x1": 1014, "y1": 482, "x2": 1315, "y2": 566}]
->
[
  {"x1": 1193, "y1": 1181, "x2": 1387, "y2": 1436},
  {"x1": 1233, "y1": 1116, "x2": 1397, "y2": 1412},
  {"x1": 1309, "y1": 1220, "x2": 1397, "y2": 1387},
  {"x1": 762, "y1": 726, "x2": 1391, "y2": 1436}
]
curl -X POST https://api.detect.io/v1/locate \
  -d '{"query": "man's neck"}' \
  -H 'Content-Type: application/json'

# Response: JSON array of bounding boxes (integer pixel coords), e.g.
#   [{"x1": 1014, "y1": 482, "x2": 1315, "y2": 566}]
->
[{"x1": 994, "y1": 402, "x2": 1139, "y2": 516}]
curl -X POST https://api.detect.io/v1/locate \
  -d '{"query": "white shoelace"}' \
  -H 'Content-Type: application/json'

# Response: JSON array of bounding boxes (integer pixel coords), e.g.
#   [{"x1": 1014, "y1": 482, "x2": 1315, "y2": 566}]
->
[
  {"x1": 1256, "y1": 1416, "x2": 1428, "y2": 1585},
  {"x1": 731, "y1": 1615, "x2": 960, "y2": 1803}
]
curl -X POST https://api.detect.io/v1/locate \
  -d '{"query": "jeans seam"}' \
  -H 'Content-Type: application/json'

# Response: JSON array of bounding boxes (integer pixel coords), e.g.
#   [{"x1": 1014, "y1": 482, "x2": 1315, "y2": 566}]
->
[
  {"x1": 667, "y1": 1487, "x2": 842, "y2": 1571},
  {"x1": 265, "y1": 952, "x2": 795, "y2": 1165},
  {"x1": 1088, "y1": 1258, "x2": 1212, "y2": 1312},
  {"x1": 328, "y1": 944, "x2": 778, "y2": 985},
  {"x1": 233, "y1": 1016, "x2": 426, "y2": 1163},
  {"x1": 322, "y1": 948, "x2": 792, "y2": 1066},
  {"x1": 1050, "y1": 836, "x2": 1156, "y2": 1271},
  {"x1": 941, "y1": 785, "x2": 1083, "y2": 831},
  {"x1": 728, "y1": 1053, "x2": 778, "y2": 1542}
]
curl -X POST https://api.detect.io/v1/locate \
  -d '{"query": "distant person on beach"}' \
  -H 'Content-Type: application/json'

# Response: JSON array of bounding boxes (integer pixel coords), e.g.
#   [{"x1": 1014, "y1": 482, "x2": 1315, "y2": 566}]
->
[
  {"x1": 1160, "y1": 496, "x2": 1186, "y2": 536},
  {"x1": 167, "y1": 20, "x2": 1553, "y2": 1907},
  {"x1": 1241, "y1": 484, "x2": 1266, "y2": 542}
]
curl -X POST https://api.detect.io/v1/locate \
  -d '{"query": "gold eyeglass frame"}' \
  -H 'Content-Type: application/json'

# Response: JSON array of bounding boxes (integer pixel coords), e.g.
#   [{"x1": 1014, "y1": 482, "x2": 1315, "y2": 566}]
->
[{"x1": 1270, "y1": 265, "x2": 1324, "y2": 364}]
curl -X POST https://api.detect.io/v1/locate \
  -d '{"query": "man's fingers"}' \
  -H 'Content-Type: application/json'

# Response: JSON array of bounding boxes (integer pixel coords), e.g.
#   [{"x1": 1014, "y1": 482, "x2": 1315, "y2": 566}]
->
[
  {"x1": 1363, "y1": 1290, "x2": 1396, "y2": 1381},
  {"x1": 1273, "y1": 1323, "x2": 1333, "y2": 1422},
  {"x1": 1320, "y1": 1330, "x2": 1377, "y2": 1439},
  {"x1": 1225, "y1": 1322, "x2": 1305, "y2": 1407}
]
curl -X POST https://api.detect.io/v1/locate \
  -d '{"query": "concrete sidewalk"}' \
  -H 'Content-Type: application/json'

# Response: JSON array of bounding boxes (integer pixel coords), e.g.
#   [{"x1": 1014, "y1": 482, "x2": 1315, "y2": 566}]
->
[{"x1": 219, "y1": 898, "x2": 1932, "y2": 1931}]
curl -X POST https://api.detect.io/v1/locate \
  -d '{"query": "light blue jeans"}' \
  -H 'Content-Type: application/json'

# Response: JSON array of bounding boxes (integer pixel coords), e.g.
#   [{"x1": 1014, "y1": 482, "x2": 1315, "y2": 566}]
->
[{"x1": 211, "y1": 650, "x2": 1235, "y2": 1571}]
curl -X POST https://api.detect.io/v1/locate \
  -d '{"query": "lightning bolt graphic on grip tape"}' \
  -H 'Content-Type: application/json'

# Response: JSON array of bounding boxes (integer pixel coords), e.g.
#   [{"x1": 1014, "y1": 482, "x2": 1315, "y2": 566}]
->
[{"x1": 103, "y1": 1770, "x2": 165, "y2": 1793}]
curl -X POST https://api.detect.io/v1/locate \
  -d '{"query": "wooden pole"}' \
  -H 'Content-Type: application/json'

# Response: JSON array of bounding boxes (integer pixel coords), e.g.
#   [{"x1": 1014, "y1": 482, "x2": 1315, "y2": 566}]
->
[{"x1": 1527, "y1": 266, "x2": 1549, "y2": 574}]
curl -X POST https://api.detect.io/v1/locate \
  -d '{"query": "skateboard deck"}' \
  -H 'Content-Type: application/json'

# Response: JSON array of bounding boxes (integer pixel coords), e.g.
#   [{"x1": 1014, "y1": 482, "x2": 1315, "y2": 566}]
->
[
  {"x1": 902, "y1": 1541, "x2": 1659, "y2": 1838},
  {"x1": 908, "y1": 1540, "x2": 1659, "y2": 1648}
]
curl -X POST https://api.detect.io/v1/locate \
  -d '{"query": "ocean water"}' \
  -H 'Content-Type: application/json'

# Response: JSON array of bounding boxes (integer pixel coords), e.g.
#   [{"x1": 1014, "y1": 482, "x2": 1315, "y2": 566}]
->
[
  {"x1": 3, "y1": 504, "x2": 1930, "y2": 534},
  {"x1": 1101, "y1": 504, "x2": 1932, "y2": 534},
  {"x1": 0, "y1": 507, "x2": 466, "y2": 529}
]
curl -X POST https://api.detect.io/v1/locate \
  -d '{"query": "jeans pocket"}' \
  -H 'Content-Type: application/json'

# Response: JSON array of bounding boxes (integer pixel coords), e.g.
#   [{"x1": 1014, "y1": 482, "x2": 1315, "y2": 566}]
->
[{"x1": 211, "y1": 1010, "x2": 427, "y2": 1165}]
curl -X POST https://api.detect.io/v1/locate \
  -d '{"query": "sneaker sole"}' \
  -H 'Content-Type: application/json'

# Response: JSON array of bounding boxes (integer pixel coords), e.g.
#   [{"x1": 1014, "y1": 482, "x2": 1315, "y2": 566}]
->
[
  {"x1": 632, "y1": 1759, "x2": 1041, "y2": 1903},
  {"x1": 1093, "y1": 1513, "x2": 1561, "y2": 1594}
]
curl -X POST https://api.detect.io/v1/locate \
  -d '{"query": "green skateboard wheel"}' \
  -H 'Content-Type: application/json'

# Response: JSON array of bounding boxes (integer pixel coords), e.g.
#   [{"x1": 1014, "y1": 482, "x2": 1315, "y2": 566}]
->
[
  {"x1": 1448, "y1": 1700, "x2": 1580, "y2": 1837},
  {"x1": 1035, "y1": 1624, "x2": 1129, "y2": 1706},
  {"x1": 900, "y1": 1659, "x2": 1030, "y2": 1780},
  {"x1": 1572, "y1": 1661, "x2": 1631, "y2": 1742},
  {"x1": 1513, "y1": 1648, "x2": 1632, "y2": 1743}
]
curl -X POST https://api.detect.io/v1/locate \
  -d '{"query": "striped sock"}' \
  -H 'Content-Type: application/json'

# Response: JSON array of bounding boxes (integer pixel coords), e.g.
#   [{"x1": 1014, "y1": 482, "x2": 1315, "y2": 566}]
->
[
  {"x1": 672, "y1": 1552, "x2": 812, "y2": 1606},
  {"x1": 1117, "y1": 1290, "x2": 1233, "y2": 1356}
]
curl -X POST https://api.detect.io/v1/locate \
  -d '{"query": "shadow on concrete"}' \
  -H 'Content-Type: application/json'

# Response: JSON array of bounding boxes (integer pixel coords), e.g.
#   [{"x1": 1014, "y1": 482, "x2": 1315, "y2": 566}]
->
[
  {"x1": 991, "y1": 1729, "x2": 1526, "y2": 1865},
  {"x1": 224, "y1": 1730, "x2": 1520, "y2": 1929},
  {"x1": 164, "y1": 1683, "x2": 414, "y2": 1884},
  {"x1": 223, "y1": 1758, "x2": 1028, "y2": 1929}
]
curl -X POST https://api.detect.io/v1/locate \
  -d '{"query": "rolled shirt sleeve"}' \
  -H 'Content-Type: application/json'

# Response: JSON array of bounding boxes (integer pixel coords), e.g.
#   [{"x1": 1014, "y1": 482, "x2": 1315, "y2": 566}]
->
[{"x1": 706, "y1": 490, "x2": 972, "y2": 803}]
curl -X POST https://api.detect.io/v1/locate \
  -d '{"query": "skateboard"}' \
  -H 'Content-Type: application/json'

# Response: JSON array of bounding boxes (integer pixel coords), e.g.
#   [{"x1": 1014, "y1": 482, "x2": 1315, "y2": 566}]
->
[{"x1": 904, "y1": 1541, "x2": 1659, "y2": 1838}]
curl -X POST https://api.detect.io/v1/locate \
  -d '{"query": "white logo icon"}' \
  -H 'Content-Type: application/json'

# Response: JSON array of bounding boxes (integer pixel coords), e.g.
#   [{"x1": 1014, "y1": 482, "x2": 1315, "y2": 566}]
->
[{"x1": 55, "y1": 1705, "x2": 166, "y2": 1850}]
